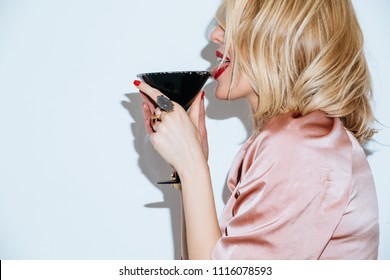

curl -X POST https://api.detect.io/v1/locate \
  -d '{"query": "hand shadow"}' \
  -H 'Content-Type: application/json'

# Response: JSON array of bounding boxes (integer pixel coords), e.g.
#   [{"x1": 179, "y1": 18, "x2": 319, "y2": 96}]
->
[{"x1": 121, "y1": 93, "x2": 182, "y2": 260}]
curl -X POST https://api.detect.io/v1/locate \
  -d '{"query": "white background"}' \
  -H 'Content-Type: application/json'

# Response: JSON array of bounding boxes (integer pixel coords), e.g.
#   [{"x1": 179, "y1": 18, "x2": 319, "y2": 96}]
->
[{"x1": 0, "y1": 0, "x2": 388, "y2": 259}]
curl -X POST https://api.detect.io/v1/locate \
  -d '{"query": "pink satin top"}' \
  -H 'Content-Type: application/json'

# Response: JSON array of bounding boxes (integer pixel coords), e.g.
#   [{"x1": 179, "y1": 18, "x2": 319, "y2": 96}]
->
[{"x1": 211, "y1": 111, "x2": 379, "y2": 259}]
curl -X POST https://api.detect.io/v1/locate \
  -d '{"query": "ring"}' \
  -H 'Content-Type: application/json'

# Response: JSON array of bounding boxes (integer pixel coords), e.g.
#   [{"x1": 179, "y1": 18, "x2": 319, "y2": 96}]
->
[
  {"x1": 152, "y1": 107, "x2": 162, "y2": 123},
  {"x1": 156, "y1": 95, "x2": 174, "y2": 112},
  {"x1": 151, "y1": 107, "x2": 162, "y2": 132}
]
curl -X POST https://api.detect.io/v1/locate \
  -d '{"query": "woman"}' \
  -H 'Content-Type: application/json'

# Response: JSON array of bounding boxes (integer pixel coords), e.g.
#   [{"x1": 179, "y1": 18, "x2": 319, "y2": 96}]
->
[{"x1": 134, "y1": 0, "x2": 379, "y2": 259}]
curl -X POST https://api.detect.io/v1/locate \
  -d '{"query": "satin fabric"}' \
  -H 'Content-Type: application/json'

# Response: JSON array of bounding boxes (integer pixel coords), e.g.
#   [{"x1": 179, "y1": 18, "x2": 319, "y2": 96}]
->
[{"x1": 211, "y1": 111, "x2": 379, "y2": 259}]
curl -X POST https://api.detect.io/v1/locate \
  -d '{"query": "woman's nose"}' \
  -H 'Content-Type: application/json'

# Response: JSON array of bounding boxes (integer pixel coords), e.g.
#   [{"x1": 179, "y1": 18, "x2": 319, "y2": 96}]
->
[{"x1": 210, "y1": 25, "x2": 225, "y2": 46}]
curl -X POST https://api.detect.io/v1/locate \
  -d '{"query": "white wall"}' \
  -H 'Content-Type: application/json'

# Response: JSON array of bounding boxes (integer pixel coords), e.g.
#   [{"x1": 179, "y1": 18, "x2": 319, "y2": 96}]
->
[{"x1": 0, "y1": 0, "x2": 388, "y2": 259}]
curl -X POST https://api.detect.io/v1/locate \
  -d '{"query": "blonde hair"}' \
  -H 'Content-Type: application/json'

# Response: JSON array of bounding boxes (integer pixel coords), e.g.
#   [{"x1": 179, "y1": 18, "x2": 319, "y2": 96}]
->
[{"x1": 215, "y1": 0, "x2": 375, "y2": 143}]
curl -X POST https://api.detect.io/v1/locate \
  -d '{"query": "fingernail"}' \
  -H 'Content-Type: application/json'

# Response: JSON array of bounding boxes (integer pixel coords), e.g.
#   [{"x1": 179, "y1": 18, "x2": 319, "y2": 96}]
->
[
  {"x1": 201, "y1": 91, "x2": 205, "y2": 100},
  {"x1": 133, "y1": 80, "x2": 141, "y2": 86}
]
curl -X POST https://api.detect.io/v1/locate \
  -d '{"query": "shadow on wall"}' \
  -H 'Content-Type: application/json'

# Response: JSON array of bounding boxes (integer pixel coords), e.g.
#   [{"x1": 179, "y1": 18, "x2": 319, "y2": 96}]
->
[
  {"x1": 121, "y1": 92, "x2": 182, "y2": 260},
  {"x1": 201, "y1": 41, "x2": 253, "y2": 204},
  {"x1": 121, "y1": 39, "x2": 253, "y2": 260}
]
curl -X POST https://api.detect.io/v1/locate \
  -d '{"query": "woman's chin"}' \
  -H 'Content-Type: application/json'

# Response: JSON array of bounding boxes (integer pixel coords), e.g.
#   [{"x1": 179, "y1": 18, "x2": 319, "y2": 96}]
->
[
  {"x1": 214, "y1": 91, "x2": 229, "y2": 100},
  {"x1": 213, "y1": 85, "x2": 230, "y2": 100}
]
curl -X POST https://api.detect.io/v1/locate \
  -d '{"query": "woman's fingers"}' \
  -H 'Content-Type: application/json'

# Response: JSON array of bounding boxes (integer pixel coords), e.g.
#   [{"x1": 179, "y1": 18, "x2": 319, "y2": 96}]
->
[
  {"x1": 140, "y1": 91, "x2": 156, "y2": 113},
  {"x1": 134, "y1": 80, "x2": 169, "y2": 105},
  {"x1": 141, "y1": 101, "x2": 152, "y2": 119},
  {"x1": 135, "y1": 80, "x2": 168, "y2": 134},
  {"x1": 188, "y1": 91, "x2": 208, "y2": 159},
  {"x1": 142, "y1": 102, "x2": 154, "y2": 135}
]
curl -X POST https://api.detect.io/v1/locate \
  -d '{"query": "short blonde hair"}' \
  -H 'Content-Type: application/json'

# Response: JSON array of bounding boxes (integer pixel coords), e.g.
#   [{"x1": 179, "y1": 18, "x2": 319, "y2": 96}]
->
[{"x1": 215, "y1": 0, "x2": 375, "y2": 143}]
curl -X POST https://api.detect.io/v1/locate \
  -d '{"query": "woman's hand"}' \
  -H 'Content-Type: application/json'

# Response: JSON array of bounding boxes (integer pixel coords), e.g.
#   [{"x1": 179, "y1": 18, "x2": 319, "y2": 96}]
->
[
  {"x1": 139, "y1": 83, "x2": 209, "y2": 161},
  {"x1": 135, "y1": 80, "x2": 207, "y2": 174}
]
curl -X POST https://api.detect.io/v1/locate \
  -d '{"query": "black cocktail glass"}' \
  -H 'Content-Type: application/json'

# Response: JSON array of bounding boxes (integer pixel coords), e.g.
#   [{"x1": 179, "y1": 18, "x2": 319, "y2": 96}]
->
[{"x1": 137, "y1": 71, "x2": 210, "y2": 187}]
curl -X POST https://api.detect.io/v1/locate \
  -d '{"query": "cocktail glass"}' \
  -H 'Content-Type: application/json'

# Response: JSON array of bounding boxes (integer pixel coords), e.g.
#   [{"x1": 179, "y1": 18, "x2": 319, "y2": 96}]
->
[{"x1": 137, "y1": 71, "x2": 210, "y2": 187}]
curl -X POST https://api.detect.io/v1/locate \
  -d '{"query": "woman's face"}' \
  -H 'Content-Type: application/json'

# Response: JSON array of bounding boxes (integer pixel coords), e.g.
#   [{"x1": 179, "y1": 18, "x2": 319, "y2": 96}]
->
[{"x1": 210, "y1": 25, "x2": 258, "y2": 109}]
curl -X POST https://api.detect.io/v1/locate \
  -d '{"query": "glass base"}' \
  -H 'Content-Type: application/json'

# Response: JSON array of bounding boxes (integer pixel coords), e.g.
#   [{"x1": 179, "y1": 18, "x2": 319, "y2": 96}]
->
[{"x1": 157, "y1": 171, "x2": 181, "y2": 189}]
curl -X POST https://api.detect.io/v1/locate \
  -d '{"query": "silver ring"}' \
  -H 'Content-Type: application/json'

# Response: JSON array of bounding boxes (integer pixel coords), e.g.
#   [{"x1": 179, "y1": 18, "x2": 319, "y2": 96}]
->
[{"x1": 156, "y1": 95, "x2": 174, "y2": 112}]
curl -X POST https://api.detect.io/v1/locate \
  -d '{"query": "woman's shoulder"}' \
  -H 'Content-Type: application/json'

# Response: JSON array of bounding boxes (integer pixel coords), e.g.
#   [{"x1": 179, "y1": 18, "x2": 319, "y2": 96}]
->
[
  {"x1": 251, "y1": 110, "x2": 352, "y2": 157},
  {"x1": 232, "y1": 110, "x2": 368, "y2": 191},
  {"x1": 236, "y1": 110, "x2": 355, "y2": 195},
  {"x1": 239, "y1": 110, "x2": 357, "y2": 183}
]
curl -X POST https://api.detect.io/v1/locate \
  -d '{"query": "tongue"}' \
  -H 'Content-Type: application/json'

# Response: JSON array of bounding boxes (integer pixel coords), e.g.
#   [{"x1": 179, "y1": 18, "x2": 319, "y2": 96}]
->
[{"x1": 211, "y1": 62, "x2": 229, "y2": 80}]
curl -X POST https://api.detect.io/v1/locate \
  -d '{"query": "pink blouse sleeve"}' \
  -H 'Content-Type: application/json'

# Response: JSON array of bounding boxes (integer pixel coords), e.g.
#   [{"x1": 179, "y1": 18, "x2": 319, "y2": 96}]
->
[{"x1": 211, "y1": 112, "x2": 378, "y2": 259}]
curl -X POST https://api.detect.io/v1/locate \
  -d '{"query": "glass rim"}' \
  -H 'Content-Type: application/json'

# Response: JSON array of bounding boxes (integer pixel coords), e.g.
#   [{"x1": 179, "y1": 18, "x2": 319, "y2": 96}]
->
[{"x1": 137, "y1": 70, "x2": 210, "y2": 78}]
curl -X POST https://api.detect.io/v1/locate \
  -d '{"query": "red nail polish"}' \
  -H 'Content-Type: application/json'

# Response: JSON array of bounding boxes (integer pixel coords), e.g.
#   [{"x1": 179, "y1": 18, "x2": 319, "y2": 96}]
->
[
  {"x1": 133, "y1": 80, "x2": 141, "y2": 86},
  {"x1": 201, "y1": 91, "x2": 205, "y2": 100}
]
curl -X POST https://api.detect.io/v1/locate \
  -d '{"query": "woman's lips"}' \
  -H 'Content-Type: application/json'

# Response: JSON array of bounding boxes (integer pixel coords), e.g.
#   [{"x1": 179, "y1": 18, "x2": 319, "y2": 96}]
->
[{"x1": 211, "y1": 50, "x2": 230, "y2": 80}]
